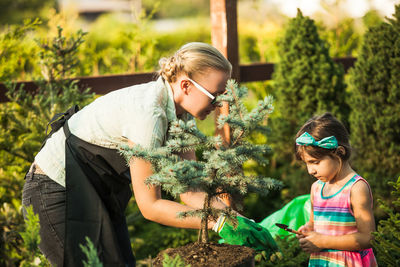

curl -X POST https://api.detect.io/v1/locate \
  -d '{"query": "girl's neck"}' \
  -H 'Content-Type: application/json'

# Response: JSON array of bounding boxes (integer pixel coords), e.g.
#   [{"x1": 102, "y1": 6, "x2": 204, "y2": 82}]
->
[{"x1": 329, "y1": 162, "x2": 356, "y2": 186}]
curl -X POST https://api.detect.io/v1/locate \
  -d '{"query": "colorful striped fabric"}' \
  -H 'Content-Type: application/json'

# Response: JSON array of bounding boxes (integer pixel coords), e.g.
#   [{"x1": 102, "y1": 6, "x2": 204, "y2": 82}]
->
[{"x1": 309, "y1": 174, "x2": 377, "y2": 267}]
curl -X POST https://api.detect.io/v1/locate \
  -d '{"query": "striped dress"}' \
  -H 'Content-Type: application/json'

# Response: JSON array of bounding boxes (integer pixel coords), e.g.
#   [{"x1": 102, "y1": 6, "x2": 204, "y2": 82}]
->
[{"x1": 309, "y1": 174, "x2": 377, "y2": 267}]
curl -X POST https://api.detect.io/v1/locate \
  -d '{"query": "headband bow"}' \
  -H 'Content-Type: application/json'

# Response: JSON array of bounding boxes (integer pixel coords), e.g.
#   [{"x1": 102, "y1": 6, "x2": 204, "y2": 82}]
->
[{"x1": 296, "y1": 132, "x2": 338, "y2": 149}]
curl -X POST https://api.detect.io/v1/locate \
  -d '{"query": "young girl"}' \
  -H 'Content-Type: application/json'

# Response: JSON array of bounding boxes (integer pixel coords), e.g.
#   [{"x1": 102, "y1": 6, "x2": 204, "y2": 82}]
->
[{"x1": 295, "y1": 113, "x2": 377, "y2": 267}]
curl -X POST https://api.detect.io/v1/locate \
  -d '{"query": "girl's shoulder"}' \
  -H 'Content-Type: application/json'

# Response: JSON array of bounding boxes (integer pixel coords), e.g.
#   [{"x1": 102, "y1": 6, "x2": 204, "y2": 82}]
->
[
  {"x1": 351, "y1": 176, "x2": 373, "y2": 197},
  {"x1": 350, "y1": 175, "x2": 374, "y2": 210},
  {"x1": 311, "y1": 180, "x2": 323, "y2": 189},
  {"x1": 310, "y1": 180, "x2": 323, "y2": 195}
]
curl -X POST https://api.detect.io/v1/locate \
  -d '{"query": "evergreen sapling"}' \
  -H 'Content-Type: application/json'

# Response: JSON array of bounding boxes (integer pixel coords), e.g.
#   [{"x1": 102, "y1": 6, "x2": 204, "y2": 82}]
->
[{"x1": 121, "y1": 80, "x2": 282, "y2": 244}]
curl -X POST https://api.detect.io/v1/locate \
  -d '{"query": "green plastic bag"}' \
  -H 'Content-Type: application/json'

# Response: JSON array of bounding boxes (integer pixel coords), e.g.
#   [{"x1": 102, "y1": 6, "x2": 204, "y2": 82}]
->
[{"x1": 259, "y1": 194, "x2": 311, "y2": 238}]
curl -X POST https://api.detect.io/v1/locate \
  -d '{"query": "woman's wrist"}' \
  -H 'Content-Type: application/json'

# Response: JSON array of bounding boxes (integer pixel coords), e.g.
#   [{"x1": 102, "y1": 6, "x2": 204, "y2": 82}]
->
[{"x1": 208, "y1": 219, "x2": 217, "y2": 230}]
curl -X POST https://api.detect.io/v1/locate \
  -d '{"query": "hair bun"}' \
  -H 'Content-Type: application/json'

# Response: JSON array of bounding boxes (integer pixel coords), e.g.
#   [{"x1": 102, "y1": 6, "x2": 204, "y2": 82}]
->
[{"x1": 159, "y1": 55, "x2": 183, "y2": 83}]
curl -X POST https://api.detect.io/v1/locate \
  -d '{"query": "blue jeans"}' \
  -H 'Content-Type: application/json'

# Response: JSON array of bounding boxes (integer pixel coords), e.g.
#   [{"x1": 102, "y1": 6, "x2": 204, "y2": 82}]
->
[{"x1": 22, "y1": 173, "x2": 66, "y2": 266}]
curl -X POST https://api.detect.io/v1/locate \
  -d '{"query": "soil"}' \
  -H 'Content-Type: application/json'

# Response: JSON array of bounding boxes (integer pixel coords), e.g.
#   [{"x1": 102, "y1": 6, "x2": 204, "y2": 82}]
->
[{"x1": 153, "y1": 242, "x2": 255, "y2": 267}]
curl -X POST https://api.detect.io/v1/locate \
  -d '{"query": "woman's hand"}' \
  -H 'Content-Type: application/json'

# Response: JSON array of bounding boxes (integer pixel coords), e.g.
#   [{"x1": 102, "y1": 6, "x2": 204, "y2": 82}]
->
[{"x1": 298, "y1": 231, "x2": 323, "y2": 253}]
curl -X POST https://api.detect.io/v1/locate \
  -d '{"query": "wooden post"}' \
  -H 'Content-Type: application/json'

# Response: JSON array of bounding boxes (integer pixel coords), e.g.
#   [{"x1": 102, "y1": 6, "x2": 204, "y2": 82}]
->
[
  {"x1": 210, "y1": 0, "x2": 239, "y2": 146},
  {"x1": 210, "y1": 0, "x2": 239, "y2": 207}
]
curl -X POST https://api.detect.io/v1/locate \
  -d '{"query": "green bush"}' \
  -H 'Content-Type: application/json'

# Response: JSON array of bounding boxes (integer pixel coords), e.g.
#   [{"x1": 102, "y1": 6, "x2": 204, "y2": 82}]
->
[
  {"x1": 0, "y1": 25, "x2": 94, "y2": 265},
  {"x1": 80, "y1": 237, "x2": 103, "y2": 267},
  {"x1": 268, "y1": 9, "x2": 349, "y2": 199},
  {"x1": 256, "y1": 236, "x2": 309, "y2": 267},
  {"x1": 318, "y1": 17, "x2": 361, "y2": 58},
  {"x1": 18, "y1": 205, "x2": 50, "y2": 266},
  {"x1": 347, "y1": 4, "x2": 400, "y2": 204},
  {"x1": 78, "y1": 13, "x2": 159, "y2": 76},
  {"x1": 162, "y1": 253, "x2": 190, "y2": 267},
  {"x1": 0, "y1": 19, "x2": 41, "y2": 82},
  {"x1": 372, "y1": 176, "x2": 400, "y2": 266}
]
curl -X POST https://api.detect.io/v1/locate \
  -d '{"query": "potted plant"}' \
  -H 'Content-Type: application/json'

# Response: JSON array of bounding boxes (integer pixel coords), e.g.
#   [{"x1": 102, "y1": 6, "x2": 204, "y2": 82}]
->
[{"x1": 122, "y1": 80, "x2": 282, "y2": 266}]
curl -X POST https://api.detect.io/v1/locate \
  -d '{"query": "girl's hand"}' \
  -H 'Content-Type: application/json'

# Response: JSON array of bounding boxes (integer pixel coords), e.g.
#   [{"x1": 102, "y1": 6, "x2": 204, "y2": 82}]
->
[
  {"x1": 296, "y1": 223, "x2": 313, "y2": 239},
  {"x1": 298, "y1": 231, "x2": 322, "y2": 253}
]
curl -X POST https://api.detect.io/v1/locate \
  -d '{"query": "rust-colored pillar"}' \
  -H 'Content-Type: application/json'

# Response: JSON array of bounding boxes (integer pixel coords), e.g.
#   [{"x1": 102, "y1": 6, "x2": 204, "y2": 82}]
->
[
  {"x1": 210, "y1": 0, "x2": 239, "y2": 207},
  {"x1": 210, "y1": 0, "x2": 239, "y2": 146}
]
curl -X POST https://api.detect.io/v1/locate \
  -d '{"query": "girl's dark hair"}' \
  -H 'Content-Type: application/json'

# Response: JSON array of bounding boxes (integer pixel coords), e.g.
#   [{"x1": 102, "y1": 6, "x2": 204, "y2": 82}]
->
[{"x1": 295, "y1": 112, "x2": 351, "y2": 162}]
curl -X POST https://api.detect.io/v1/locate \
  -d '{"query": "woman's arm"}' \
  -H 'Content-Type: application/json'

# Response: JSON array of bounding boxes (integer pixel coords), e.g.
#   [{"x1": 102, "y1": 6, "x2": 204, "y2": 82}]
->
[
  {"x1": 127, "y1": 139, "x2": 215, "y2": 229},
  {"x1": 176, "y1": 150, "x2": 228, "y2": 210},
  {"x1": 130, "y1": 156, "x2": 215, "y2": 229},
  {"x1": 300, "y1": 180, "x2": 375, "y2": 252}
]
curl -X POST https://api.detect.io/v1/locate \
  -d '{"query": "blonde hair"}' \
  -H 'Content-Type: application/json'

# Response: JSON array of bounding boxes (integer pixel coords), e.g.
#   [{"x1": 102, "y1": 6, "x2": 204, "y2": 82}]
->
[{"x1": 158, "y1": 42, "x2": 232, "y2": 83}]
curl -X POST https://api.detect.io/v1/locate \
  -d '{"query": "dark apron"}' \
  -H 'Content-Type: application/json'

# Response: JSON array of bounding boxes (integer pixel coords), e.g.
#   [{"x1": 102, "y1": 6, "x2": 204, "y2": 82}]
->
[{"x1": 63, "y1": 121, "x2": 135, "y2": 266}]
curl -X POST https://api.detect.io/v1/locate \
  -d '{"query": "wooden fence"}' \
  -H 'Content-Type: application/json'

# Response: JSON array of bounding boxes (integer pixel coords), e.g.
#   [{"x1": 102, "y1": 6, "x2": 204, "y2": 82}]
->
[{"x1": 0, "y1": 58, "x2": 356, "y2": 103}]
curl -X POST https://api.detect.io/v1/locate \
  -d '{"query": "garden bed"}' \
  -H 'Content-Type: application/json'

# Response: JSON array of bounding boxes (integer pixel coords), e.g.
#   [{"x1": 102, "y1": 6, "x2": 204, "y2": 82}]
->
[{"x1": 153, "y1": 242, "x2": 255, "y2": 267}]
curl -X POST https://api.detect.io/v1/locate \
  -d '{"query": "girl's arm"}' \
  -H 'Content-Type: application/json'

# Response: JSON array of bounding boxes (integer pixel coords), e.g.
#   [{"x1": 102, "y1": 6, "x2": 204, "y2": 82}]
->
[
  {"x1": 298, "y1": 182, "x2": 315, "y2": 235},
  {"x1": 300, "y1": 180, "x2": 375, "y2": 251}
]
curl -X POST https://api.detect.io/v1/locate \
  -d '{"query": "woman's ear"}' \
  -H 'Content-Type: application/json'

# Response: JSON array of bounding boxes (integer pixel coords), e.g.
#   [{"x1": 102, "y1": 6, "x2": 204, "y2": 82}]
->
[{"x1": 180, "y1": 79, "x2": 191, "y2": 95}]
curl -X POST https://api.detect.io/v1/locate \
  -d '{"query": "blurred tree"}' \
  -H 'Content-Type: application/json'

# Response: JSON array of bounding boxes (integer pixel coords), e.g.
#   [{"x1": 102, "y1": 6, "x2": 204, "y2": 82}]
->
[
  {"x1": 318, "y1": 18, "x2": 361, "y2": 58},
  {"x1": 363, "y1": 9, "x2": 384, "y2": 29},
  {"x1": 0, "y1": 0, "x2": 56, "y2": 25},
  {"x1": 347, "y1": 4, "x2": 400, "y2": 203},
  {"x1": 0, "y1": 19, "x2": 41, "y2": 82},
  {"x1": 269, "y1": 9, "x2": 349, "y2": 199},
  {"x1": 0, "y1": 25, "x2": 94, "y2": 265},
  {"x1": 142, "y1": 0, "x2": 209, "y2": 19}
]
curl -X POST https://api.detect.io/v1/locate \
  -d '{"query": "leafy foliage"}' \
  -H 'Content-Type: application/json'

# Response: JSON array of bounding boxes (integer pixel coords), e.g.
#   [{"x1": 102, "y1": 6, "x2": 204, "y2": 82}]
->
[
  {"x1": 269, "y1": 9, "x2": 348, "y2": 198},
  {"x1": 18, "y1": 205, "x2": 50, "y2": 267},
  {"x1": 0, "y1": 26, "x2": 94, "y2": 165},
  {"x1": 80, "y1": 237, "x2": 104, "y2": 267},
  {"x1": 162, "y1": 253, "x2": 190, "y2": 267},
  {"x1": 372, "y1": 176, "x2": 400, "y2": 266},
  {"x1": 0, "y1": 0, "x2": 55, "y2": 25},
  {"x1": 0, "y1": 19, "x2": 41, "y2": 82},
  {"x1": 347, "y1": 5, "x2": 400, "y2": 202},
  {"x1": 318, "y1": 17, "x2": 361, "y2": 57},
  {"x1": 0, "y1": 25, "x2": 94, "y2": 265},
  {"x1": 256, "y1": 236, "x2": 308, "y2": 267},
  {"x1": 142, "y1": 0, "x2": 209, "y2": 19}
]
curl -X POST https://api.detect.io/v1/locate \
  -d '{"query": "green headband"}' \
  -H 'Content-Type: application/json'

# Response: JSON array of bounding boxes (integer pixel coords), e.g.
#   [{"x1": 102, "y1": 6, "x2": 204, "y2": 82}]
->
[{"x1": 296, "y1": 132, "x2": 338, "y2": 149}]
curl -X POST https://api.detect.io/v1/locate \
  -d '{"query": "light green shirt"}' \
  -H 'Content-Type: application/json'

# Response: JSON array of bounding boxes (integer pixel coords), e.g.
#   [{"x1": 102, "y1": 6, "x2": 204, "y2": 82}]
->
[{"x1": 35, "y1": 77, "x2": 192, "y2": 187}]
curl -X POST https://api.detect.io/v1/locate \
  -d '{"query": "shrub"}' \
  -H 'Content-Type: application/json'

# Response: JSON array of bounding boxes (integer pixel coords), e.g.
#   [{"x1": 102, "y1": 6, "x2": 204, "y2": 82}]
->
[
  {"x1": 372, "y1": 176, "x2": 400, "y2": 266},
  {"x1": 269, "y1": 9, "x2": 348, "y2": 198},
  {"x1": 347, "y1": 4, "x2": 400, "y2": 203},
  {"x1": 0, "y1": 25, "x2": 94, "y2": 265},
  {"x1": 18, "y1": 205, "x2": 50, "y2": 266}
]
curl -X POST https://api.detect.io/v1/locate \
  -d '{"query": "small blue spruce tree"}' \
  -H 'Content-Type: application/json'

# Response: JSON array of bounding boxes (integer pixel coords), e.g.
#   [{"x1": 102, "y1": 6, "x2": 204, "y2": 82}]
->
[{"x1": 121, "y1": 80, "x2": 282, "y2": 243}]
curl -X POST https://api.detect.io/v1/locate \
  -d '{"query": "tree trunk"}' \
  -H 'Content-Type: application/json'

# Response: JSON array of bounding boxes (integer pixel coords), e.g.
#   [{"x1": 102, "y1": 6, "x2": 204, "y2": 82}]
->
[{"x1": 198, "y1": 193, "x2": 211, "y2": 243}]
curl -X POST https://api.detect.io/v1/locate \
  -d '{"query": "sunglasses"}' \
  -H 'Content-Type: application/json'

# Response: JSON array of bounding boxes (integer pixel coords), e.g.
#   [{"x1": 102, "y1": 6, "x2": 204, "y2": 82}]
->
[{"x1": 187, "y1": 78, "x2": 218, "y2": 105}]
